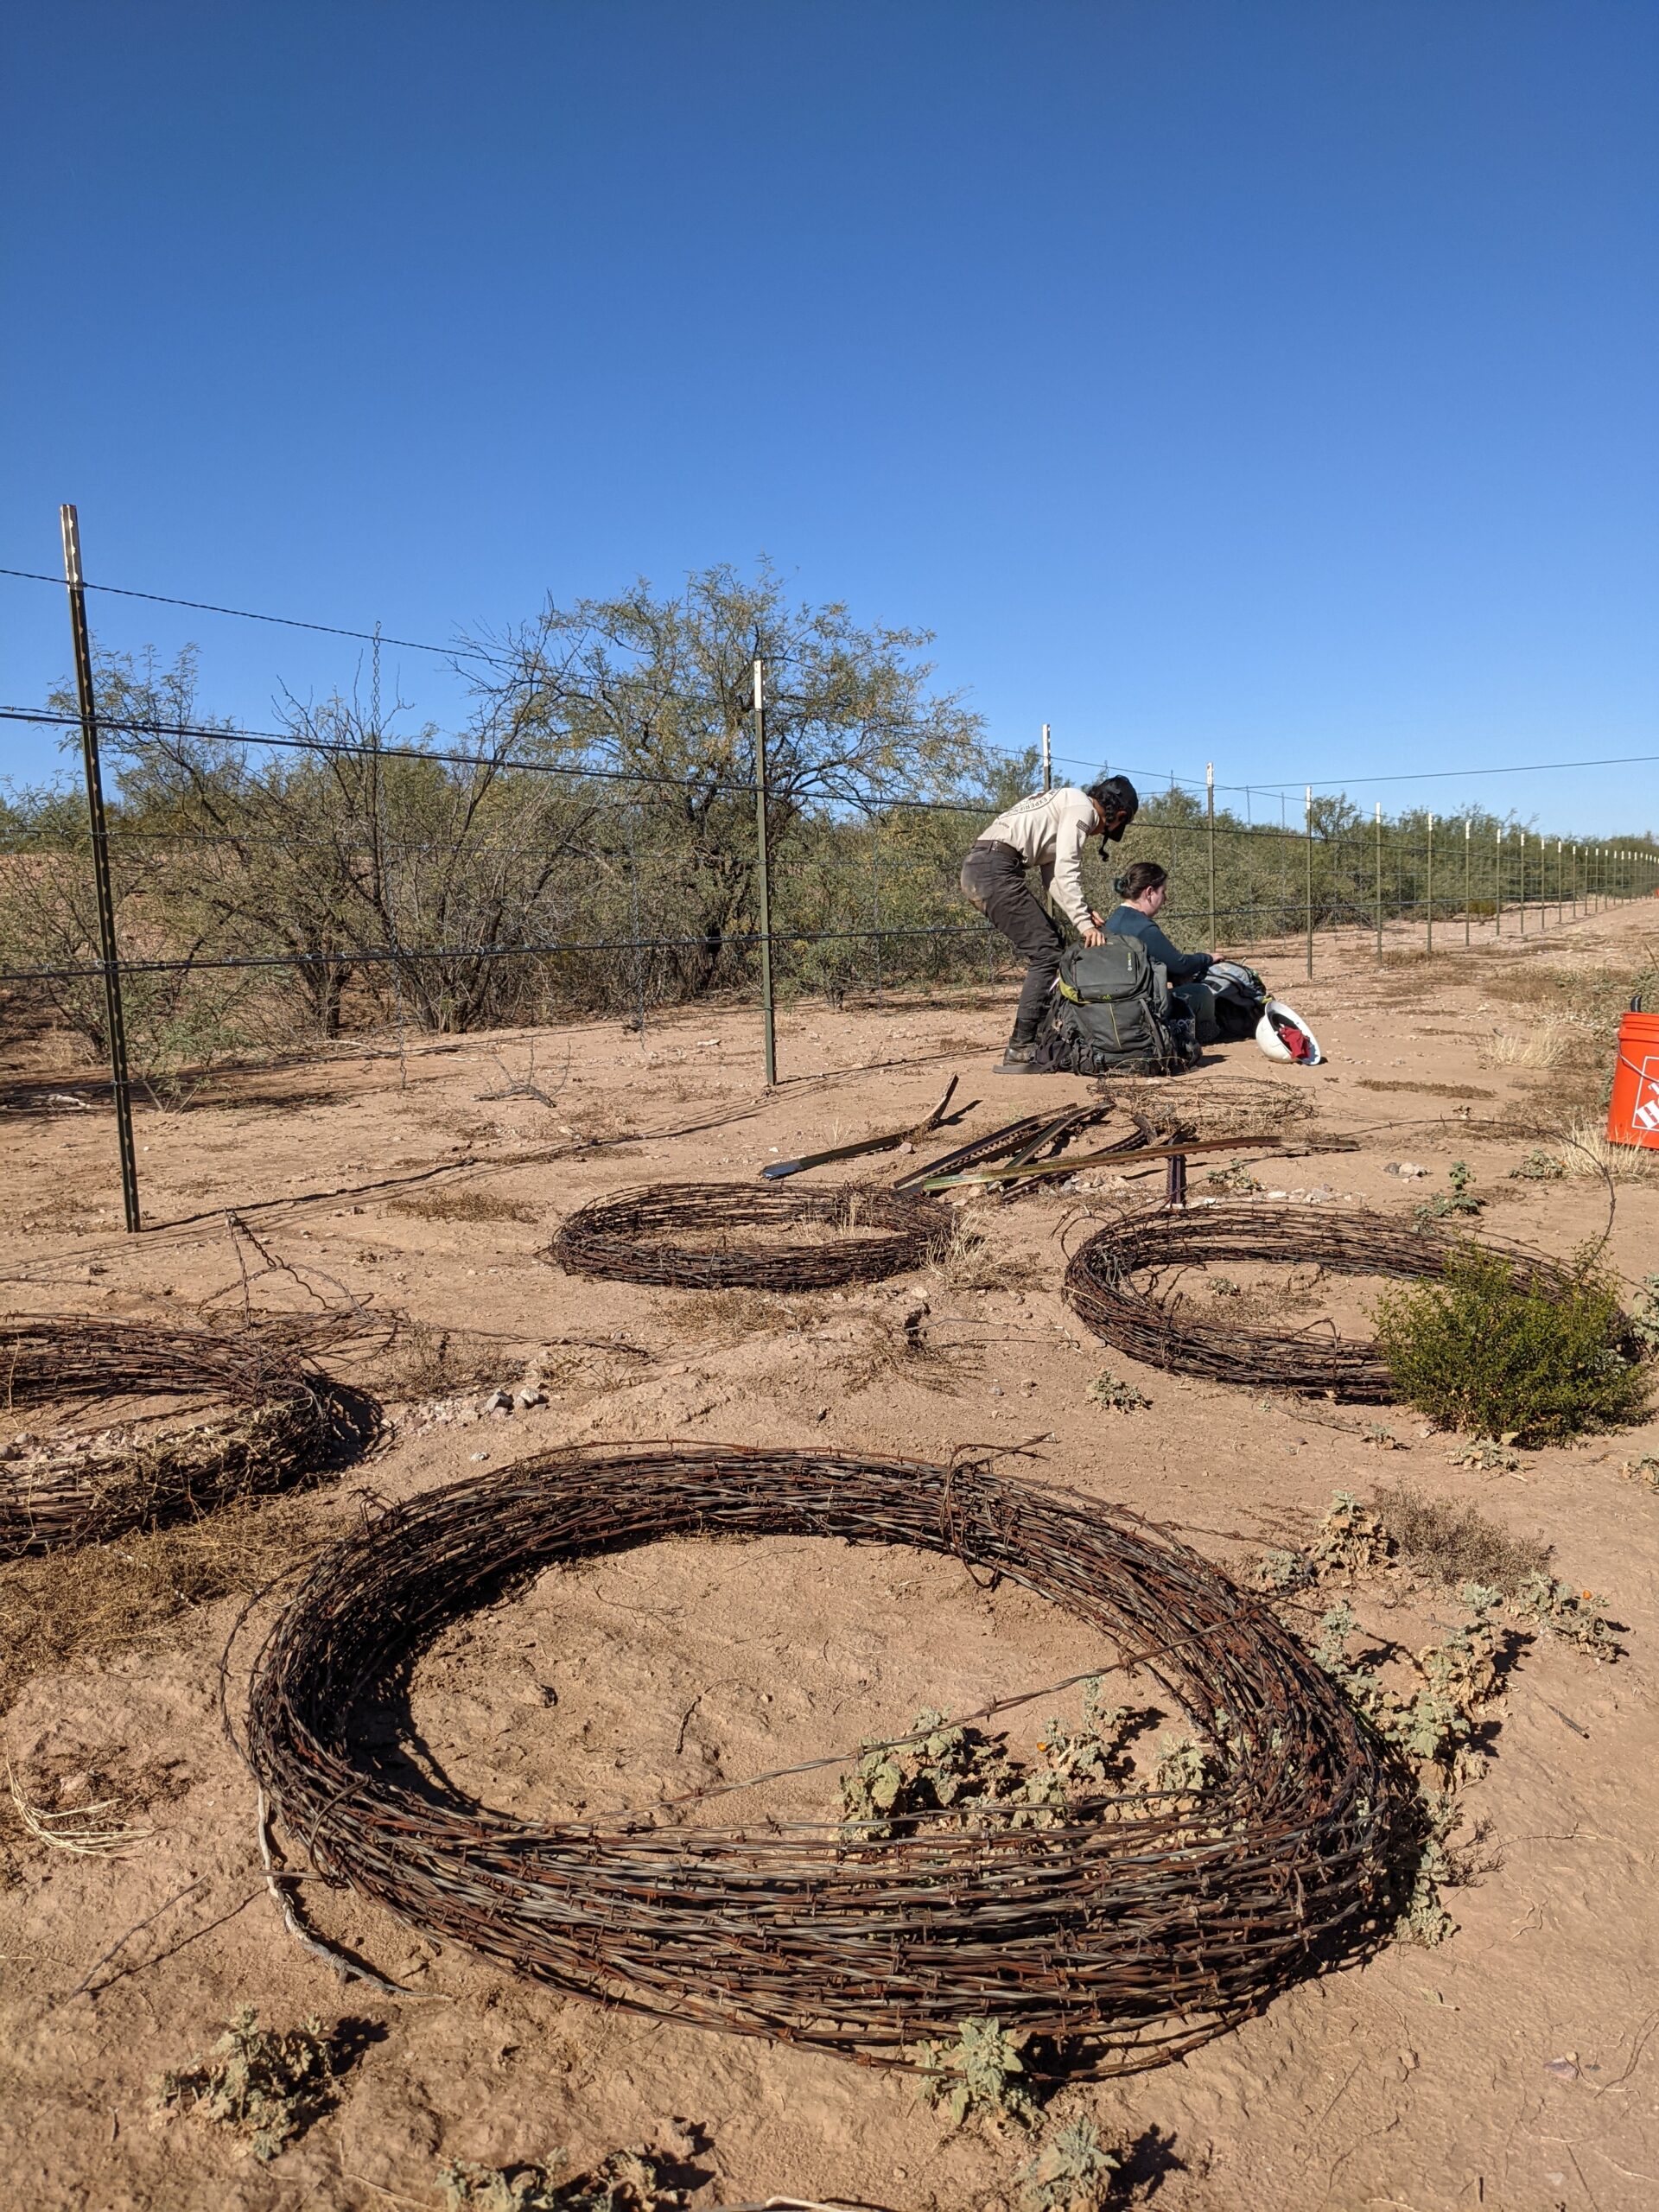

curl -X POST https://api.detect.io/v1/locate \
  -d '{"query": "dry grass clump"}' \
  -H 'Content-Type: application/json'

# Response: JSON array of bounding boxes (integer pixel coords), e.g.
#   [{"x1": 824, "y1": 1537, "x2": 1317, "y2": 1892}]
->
[
  {"x1": 371, "y1": 1323, "x2": 525, "y2": 1399},
  {"x1": 386, "y1": 1187, "x2": 541, "y2": 1225},
  {"x1": 1372, "y1": 1486, "x2": 1552, "y2": 1596},
  {"x1": 1554, "y1": 1116, "x2": 1659, "y2": 1184},
  {"x1": 932, "y1": 1217, "x2": 1047, "y2": 1294},
  {"x1": 1093, "y1": 1073, "x2": 1314, "y2": 1141},
  {"x1": 0, "y1": 1492, "x2": 315, "y2": 1715},
  {"x1": 1482, "y1": 1022, "x2": 1582, "y2": 1070},
  {"x1": 1356, "y1": 1079, "x2": 1497, "y2": 1101},
  {"x1": 836, "y1": 1306, "x2": 982, "y2": 1396},
  {"x1": 4, "y1": 1756, "x2": 152, "y2": 1857},
  {"x1": 659, "y1": 1288, "x2": 836, "y2": 1343},
  {"x1": 1483, "y1": 960, "x2": 1638, "y2": 1019}
]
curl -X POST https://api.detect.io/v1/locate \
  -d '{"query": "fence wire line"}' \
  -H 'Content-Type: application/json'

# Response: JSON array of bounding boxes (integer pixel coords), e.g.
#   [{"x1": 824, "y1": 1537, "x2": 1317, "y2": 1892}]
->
[
  {"x1": 10, "y1": 556, "x2": 1659, "y2": 806},
  {"x1": 0, "y1": 888, "x2": 1628, "y2": 990}
]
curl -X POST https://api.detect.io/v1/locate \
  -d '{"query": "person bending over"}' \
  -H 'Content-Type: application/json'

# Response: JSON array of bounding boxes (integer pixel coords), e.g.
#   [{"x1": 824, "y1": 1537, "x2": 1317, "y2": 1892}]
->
[
  {"x1": 960, "y1": 774, "x2": 1139, "y2": 1071},
  {"x1": 1105, "y1": 861, "x2": 1221, "y2": 1039}
]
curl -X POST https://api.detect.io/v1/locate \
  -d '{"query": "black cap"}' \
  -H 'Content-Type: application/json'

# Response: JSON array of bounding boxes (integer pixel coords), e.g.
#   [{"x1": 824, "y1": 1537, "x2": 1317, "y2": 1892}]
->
[{"x1": 1086, "y1": 773, "x2": 1139, "y2": 843}]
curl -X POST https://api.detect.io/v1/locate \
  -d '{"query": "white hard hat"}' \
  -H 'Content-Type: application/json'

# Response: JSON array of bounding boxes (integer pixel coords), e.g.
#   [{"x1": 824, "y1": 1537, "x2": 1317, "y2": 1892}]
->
[{"x1": 1256, "y1": 1001, "x2": 1323, "y2": 1065}]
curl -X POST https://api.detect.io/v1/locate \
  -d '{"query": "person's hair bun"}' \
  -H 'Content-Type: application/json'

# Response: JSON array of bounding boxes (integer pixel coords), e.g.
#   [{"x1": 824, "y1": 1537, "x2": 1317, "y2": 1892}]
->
[{"x1": 1112, "y1": 874, "x2": 1131, "y2": 898}]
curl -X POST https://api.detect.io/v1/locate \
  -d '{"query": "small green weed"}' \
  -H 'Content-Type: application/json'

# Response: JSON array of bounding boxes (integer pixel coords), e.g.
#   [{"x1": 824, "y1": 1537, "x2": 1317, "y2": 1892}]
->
[
  {"x1": 1017, "y1": 2116, "x2": 1123, "y2": 2210},
  {"x1": 1630, "y1": 1274, "x2": 1659, "y2": 1357},
  {"x1": 840, "y1": 1682, "x2": 1135, "y2": 1842},
  {"x1": 1313, "y1": 1586, "x2": 1503, "y2": 1774},
  {"x1": 1252, "y1": 1546, "x2": 1315, "y2": 1593},
  {"x1": 1622, "y1": 1452, "x2": 1659, "y2": 1490},
  {"x1": 1509, "y1": 1149, "x2": 1567, "y2": 1182},
  {"x1": 1152, "y1": 1732, "x2": 1213, "y2": 1801},
  {"x1": 1396, "y1": 1792, "x2": 1459, "y2": 1948},
  {"x1": 1310, "y1": 1491, "x2": 1394, "y2": 1576},
  {"x1": 1445, "y1": 1439, "x2": 1523, "y2": 1471},
  {"x1": 1087, "y1": 1370, "x2": 1151, "y2": 1414},
  {"x1": 1374, "y1": 1247, "x2": 1649, "y2": 1443},
  {"x1": 1412, "y1": 1161, "x2": 1484, "y2": 1225},
  {"x1": 918, "y1": 2016, "x2": 1038, "y2": 2131},
  {"x1": 1511, "y1": 1573, "x2": 1618, "y2": 1659},
  {"x1": 437, "y1": 2145, "x2": 682, "y2": 2210},
  {"x1": 156, "y1": 2007, "x2": 340, "y2": 2162}
]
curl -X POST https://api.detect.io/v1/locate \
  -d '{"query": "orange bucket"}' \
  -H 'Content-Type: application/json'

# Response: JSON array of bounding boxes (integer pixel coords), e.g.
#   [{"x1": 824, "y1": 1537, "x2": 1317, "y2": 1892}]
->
[{"x1": 1607, "y1": 1007, "x2": 1659, "y2": 1147}]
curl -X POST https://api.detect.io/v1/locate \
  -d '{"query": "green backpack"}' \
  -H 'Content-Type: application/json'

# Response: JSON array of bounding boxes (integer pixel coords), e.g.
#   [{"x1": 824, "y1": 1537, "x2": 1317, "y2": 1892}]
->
[{"x1": 1041, "y1": 937, "x2": 1193, "y2": 1075}]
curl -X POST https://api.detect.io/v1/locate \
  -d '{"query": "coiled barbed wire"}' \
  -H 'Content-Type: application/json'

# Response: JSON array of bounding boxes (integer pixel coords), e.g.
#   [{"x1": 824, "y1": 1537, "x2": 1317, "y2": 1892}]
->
[
  {"x1": 1064, "y1": 1203, "x2": 1576, "y2": 1397},
  {"x1": 244, "y1": 1444, "x2": 1412, "y2": 2073},
  {"x1": 544, "y1": 1182, "x2": 949, "y2": 1290},
  {"x1": 0, "y1": 1315, "x2": 378, "y2": 1558}
]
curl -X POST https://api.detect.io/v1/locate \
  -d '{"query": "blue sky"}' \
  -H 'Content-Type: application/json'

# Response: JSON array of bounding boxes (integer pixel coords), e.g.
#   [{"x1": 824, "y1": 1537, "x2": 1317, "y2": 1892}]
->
[{"x1": 3, "y1": 2, "x2": 1656, "y2": 831}]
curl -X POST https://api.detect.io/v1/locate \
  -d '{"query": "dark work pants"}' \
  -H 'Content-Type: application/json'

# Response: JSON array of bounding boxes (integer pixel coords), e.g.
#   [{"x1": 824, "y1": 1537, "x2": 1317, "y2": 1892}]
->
[{"x1": 960, "y1": 840, "x2": 1064, "y2": 1045}]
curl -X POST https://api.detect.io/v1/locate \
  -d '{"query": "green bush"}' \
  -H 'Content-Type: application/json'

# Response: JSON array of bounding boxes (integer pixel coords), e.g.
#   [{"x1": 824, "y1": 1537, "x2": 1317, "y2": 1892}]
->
[{"x1": 1373, "y1": 1248, "x2": 1648, "y2": 1444}]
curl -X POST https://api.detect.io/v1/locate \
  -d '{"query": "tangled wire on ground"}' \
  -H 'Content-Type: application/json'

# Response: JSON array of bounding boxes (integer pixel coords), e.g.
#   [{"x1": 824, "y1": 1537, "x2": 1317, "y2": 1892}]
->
[
  {"x1": 545, "y1": 1182, "x2": 949, "y2": 1290},
  {"x1": 0, "y1": 1315, "x2": 379, "y2": 1559},
  {"x1": 1093, "y1": 1075, "x2": 1319, "y2": 1144},
  {"x1": 1065, "y1": 1205, "x2": 1575, "y2": 1398},
  {"x1": 243, "y1": 1443, "x2": 1412, "y2": 2073}
]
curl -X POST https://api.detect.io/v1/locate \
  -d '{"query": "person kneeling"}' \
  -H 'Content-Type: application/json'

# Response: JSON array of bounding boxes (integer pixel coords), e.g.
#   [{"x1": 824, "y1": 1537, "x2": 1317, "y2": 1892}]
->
[{"x1": 1106, "y1": 862, "x2": 1223, "y2": 1044}]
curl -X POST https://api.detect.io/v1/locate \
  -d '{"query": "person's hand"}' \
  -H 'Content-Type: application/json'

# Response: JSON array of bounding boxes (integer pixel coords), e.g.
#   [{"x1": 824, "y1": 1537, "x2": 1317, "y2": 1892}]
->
[
  {"x1": 1082, "y1": 925, "x2": 1106, "y2": 947},
  {"x1": 1089, "y1": 909, "x2": 1104, "y2": 927}
]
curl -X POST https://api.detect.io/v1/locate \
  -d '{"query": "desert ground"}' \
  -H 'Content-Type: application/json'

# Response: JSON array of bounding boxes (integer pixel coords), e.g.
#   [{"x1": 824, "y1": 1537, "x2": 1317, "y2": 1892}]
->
[{"x1": 3, "y1": 902, "x2": 1658, "y2": 2212}]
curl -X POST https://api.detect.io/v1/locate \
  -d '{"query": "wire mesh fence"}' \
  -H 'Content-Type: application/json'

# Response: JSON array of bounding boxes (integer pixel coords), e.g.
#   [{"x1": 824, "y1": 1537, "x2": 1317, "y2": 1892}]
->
[
  {"x1": 5, "y1": 702, "x2": 1652, "y2": 1048},
  {"x1": 2, "y1": 533, "x2": 1656, "y2": 1232}
]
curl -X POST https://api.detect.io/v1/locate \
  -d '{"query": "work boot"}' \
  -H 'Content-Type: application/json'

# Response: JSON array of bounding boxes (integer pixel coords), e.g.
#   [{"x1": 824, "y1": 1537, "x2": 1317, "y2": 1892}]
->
[{"x1": 997, "y1": 1040, "x2": 1044, "y2": 1073}]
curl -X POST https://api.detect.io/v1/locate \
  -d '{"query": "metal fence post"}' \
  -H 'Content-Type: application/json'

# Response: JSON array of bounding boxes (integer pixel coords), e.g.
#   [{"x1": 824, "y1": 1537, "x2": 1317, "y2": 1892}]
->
[
  {"x1": 1205, "y1": 762, "x2": 1217, "y2": 951},
  {"x1": 1519, "y1": 829, "x2": 1527, "y2": 935},
  {"x1": 752, "y1": 657, "x2": 777, "y2": 1087},
  {"x1": 1373, "y1": 803, "x2": 1382, "y2": 957},
  {"x1": 1426, "y1": 812, "x2": 1434, "y2": 953},
  {"x1": 60, "y1": 504, "x2": 141, "y2": 1233},
  {"x1": 1304, "y1": 785, "x2": 1314, "y2": 979},
  {"x1": 1464, "y1": 816, "x2": 1471, "y2": 947}
]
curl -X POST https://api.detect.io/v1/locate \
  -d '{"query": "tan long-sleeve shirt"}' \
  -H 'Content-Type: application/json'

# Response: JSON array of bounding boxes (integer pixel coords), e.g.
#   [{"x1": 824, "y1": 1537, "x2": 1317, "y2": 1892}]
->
[{"x1": 976, "y1": 786, "x2": 1100, "y2": 931}]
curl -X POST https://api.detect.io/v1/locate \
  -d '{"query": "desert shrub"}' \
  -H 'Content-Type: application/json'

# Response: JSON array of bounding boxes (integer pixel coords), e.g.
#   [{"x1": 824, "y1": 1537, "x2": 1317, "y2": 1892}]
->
[{"x1": 1373, "y1": 1249, "x2": 1648, "y2": 1443}]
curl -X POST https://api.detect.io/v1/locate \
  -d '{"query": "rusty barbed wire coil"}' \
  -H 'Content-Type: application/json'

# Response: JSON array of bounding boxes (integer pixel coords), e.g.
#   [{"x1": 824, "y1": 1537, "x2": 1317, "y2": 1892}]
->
[
  {"x1": 543, "y1": 1181, "x2": 950, "y2": 1290},
  {"x1": 243, "y1": 1443, "x2": 1411, "y2": 2073},
  {"x1": 1063, "y1": 1203, "x2": 1576, "y2": 1399},
  {"x1": 0, "y1": 1314, "x2": 380, "y2": 1559},
  {"x1": 1093, "y1": 1074, "x2": 1319, "y2": 1144}
]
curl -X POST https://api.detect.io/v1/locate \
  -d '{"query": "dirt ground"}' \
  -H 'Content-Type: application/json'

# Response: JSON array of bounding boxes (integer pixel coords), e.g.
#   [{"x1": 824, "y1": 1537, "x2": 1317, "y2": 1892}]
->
[{"x1": 3, "y1": 904, "x2": 1659, "y2": 2212}]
